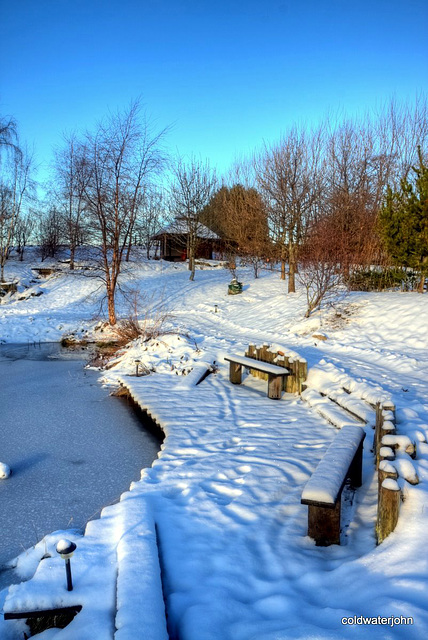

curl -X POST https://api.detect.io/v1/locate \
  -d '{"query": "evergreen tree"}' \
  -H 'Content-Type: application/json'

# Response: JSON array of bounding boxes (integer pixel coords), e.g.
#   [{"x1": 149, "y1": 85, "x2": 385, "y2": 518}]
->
[{"x1": 379, "y1": 147, "x2": 428, "y2": 291}]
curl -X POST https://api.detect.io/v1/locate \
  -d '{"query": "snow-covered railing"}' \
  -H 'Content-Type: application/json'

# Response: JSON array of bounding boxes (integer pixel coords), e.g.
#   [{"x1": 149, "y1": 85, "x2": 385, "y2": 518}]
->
[{"x1": 244, "y1": 343, "x2": 307, "y2": 394}]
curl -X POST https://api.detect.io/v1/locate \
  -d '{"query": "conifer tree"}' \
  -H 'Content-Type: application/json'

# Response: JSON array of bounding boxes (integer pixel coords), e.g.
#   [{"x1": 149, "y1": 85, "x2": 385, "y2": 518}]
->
[{"x1": 379, "y1": 147, "x2": 428, "y2": 291}]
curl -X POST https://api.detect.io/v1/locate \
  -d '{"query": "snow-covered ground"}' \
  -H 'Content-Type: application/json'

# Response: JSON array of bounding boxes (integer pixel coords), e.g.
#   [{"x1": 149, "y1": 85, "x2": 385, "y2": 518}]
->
[{"x1": 1, "y1": 249, "x2": 428, "y2": 639}]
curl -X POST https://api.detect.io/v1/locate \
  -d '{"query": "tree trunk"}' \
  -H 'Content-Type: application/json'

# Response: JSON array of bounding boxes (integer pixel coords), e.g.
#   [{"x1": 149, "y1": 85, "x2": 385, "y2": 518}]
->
[
  {"x1": 189, "y1": 255, "x2": 195, "y2": 281},
  {"x1": 280, "y1": 259, "x2": 286, "y2": 280},
  {"x1": 288, "y1": 241, "x2": 296, "y2": 293},
  {"x1": 418, "y1": 274, "x2": 425, "y2": 293},
  {"x1": 70, "y1": 245, "x2": 75, "y2": 270},
  {"x1": 126, "y1": 233, "x2": 132, "y2": 262},
  {"x1": 107, "y1": 283, "x2": 117, "y2": 325}
]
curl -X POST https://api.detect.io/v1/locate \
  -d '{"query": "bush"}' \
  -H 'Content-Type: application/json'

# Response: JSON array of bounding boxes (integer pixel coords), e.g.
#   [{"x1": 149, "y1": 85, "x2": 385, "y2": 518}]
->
[
  {"x1": 113, "y1": 289, "x2": 173, "y2": 345},
  {"x1": 346, "y1": 268, "x2": 418, "y2": 292}
]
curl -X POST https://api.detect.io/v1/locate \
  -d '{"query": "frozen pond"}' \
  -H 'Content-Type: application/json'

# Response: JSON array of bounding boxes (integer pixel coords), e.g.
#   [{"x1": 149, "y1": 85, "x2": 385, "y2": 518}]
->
[{"x1": 0, "y1": 343, "x2": 161, "y2": 576}]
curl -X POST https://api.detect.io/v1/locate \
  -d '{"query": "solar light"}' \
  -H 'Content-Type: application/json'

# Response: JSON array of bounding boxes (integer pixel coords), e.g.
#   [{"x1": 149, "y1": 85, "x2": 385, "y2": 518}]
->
[
  {"x1": 214, "y1": 304, "x2": 218, "y2": 313},
  {"x1": 135, "y1": 359, "x2": 141, "y2": 376},
  {"x1": 56, "y1": 539, "x2": 77, "y2": 591}
]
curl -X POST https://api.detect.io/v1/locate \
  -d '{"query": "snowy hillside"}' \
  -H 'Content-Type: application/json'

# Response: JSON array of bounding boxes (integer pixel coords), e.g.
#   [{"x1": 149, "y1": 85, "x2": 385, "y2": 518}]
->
[{"x1": 1, "y1": 250, "x2": 428, "y2": 639}]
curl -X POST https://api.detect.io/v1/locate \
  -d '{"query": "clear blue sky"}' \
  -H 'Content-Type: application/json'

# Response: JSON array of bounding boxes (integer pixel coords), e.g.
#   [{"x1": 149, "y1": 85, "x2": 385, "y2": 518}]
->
[{"x1": 1, "y1": 0, "x2": 427, "y2": 183}]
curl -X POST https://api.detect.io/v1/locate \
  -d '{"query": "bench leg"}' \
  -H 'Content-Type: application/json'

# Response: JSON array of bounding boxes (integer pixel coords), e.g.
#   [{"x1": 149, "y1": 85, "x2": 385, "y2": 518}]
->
[
  {"x1": 348, "y1": 441, "x2": 364, "y2": 488},
  {"x1": 307, "y1": 500, "x2": 341, "y2": 546},
  {"x1": 267, "y1": 374, "x2": 282, "y2": 399},
  {"x1": 229, "y1": 362, "x2": 242, "y2": 384}
]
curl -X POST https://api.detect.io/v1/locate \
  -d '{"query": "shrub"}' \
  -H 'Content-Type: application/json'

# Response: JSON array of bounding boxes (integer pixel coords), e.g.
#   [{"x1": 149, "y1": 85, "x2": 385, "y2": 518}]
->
[
  {"x1": 113, "y1": 289, "x2": 173, "y2": 345},
  {"x1": 346, "y1": 268, "x2": 418, "y2": 292}
]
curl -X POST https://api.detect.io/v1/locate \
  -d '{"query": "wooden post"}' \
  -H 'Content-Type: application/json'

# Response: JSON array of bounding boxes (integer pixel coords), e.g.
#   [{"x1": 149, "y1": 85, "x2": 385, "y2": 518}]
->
[
  {"x1": 377, "y1": 460, "x2": 398, "y2": 504},
  {"x1": 348, "y1": 440, "x2": 364, "y2": 488},
  {"x1": 374, "y1": 402, "x2": 383, "y2": 468},
  {"x1": 292, "y1": 359, "x2": 299, "y2": 393},
  {"x1": 255, "y1": 345, "x2": 263, "y2": 378},
  {"x1": 373, "y1": 401, "x2": 381, "y2": 463},
  {"x1": 265, "y1": 347, "x2": 275, "y2": 365},
  {"x1": 376, "y1": 478, "x2": 401, "y2": 544},
  {"x1": 283, "y1": 355, "x2": 290, "y2": 391},
  {"x1": 382, "y1": 401, "x2": 396, "y2": 424},
  {"x1": 247, "y1": 343, "x2": 256, "y2": 358},
  {"x1": 298, "y1": 358, "x2": 308, "y2": 394},
  {"x1": 287, "y1": 358, "x2": 295, "y2": 393},
  {"x1": 267, "y1": 374, "x2": 282, "y2": 399},
  {"x1": 229, "y1": 362, "x2": 242, "y2": 384},
  {"x1": 308, "y1": 502, "x2": 341, "y2": 546},
  {"x1": 259, "y1": 344, "x2": 269, "y2": 380}
]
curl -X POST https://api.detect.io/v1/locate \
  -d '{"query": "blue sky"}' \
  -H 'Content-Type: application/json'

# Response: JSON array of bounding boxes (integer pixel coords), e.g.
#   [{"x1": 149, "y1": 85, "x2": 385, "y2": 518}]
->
[{"x1": 1, "y1": 0, "x2": 427, "y2": 183}]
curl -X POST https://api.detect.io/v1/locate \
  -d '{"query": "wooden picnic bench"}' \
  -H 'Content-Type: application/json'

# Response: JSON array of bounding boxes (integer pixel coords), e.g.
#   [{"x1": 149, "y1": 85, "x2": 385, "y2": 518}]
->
[
  {"x1": 301, "y1": 425, "x2": 366, "y2": 546},
  {"x1": 224, "y1": 354, "x2": 290, "y2": 399}
]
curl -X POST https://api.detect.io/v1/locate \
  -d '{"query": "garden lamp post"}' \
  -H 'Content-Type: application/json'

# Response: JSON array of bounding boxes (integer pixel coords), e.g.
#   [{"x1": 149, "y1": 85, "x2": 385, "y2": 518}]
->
[{"x1": 56, "y1": 539, "x2": 77, "y2": 591}]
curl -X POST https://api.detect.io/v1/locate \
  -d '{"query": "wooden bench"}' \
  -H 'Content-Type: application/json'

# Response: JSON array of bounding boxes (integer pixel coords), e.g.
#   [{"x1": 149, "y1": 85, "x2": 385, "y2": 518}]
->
[
  {"x1": 224, "y1": 355, "x2": 290, "y2": 399},
  {"x1": 3, "y1": 605, "x2": 82, "y2": 621},
  {"x1": 301, "y1": 425, "x2": 366, "y2": 546}
]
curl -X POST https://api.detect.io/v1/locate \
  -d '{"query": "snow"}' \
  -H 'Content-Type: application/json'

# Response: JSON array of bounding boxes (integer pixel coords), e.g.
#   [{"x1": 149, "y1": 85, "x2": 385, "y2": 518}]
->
[
  {"x1": 55, "y1": 540, "x2": 76, "y2": 556},
  {"x1": 1, "y1": 248, "x2": 428, "y2": 639},
  {"x1": 382, "y1": 478, "x2": 400, "y2": 491},
  {"x1": 0, "y1": 462, "x2": 11, "y2": 479},
  {"x1": 224, "y1": 353, "x2": 290, "y2": 374},
  {"x1": 154, "y1": 219, "x2": 220, "y2": 240}
]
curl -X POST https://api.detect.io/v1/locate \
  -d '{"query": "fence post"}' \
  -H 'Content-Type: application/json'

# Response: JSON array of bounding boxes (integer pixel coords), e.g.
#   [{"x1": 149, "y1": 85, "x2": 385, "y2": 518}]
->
[
  {"x1": 377, "y1": 460, "x2": 398, "y2": 504},
  {"x1": 376, "y1": 478, "x2": 401, "y2": 544}
]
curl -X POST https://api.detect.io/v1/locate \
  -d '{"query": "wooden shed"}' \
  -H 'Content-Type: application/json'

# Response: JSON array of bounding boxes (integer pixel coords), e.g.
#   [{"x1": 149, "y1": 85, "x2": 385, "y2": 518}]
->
[{"x1": 153, "y1": 219, "x2": 223, "y2": 262}]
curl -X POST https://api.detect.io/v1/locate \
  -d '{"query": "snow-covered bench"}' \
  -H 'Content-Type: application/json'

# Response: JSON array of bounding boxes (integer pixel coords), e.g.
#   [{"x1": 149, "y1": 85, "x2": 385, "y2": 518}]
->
[
  {"x1": 301, "y1": 425, "x2": 366, "y2": 546},
  {"x1": 224, "y1": 355, "x2": 290, "y2": 399}
]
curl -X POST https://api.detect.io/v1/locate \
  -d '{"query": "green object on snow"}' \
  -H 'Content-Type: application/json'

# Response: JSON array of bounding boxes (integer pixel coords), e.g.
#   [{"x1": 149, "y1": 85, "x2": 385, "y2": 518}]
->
[{"x1": 228, "y1": 279, "x2": 243, "y2": 295}]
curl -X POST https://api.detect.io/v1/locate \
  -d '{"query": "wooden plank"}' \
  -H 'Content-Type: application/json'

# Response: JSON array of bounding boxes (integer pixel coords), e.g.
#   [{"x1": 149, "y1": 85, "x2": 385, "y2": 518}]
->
[
  {"x1": 4, "y1": 605, "x2": 82, "y2": 620},
  {"x1": 224, "y1": 355, "x2": 290, "y2": 376}
]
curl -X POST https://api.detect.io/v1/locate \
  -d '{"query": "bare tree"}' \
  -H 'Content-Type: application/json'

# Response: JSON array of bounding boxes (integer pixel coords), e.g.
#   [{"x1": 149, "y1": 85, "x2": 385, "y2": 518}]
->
[
  {"x1": 0, "y1": 115, "x2": 20, "y2": 160},
  {"x1": 299, "y1": 215, "x2": 343, "y2": 317},
  {"x1": 83, "y1": 101, "x2": 167, "y2": 324},
  {"x1": 0, "y1": 145, "x2": 33, "y2": 280},
  {"x1": 14, "y1": 210, "x2": 35, "y2": 260},
  {"x1": 131, "y1": 187, "x2": 165, "y2": 259},
  {"x1": 376, "y1": 95, "x2": 428, "y2": 187},
  {"x1": 52, "y1": 133, "x2": 91, "y2": 269},
  {"x1": 255, "y1": 125, "x2": 323, "y2": 292},
  {"x1": 38, "y1": 206, "x2": 62, "y2": 261},
  {"x1": 168, "y1": 156, "x2": 217, "y2": 281}
]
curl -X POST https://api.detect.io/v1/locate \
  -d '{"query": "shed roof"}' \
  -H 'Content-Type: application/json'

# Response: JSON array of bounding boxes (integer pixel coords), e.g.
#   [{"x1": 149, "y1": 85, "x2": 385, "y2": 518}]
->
[{"x1": 154, "y1": 219, "x2": 220, "y2": 240}]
